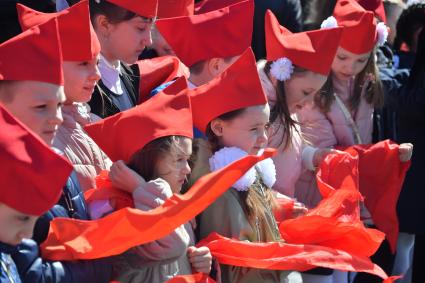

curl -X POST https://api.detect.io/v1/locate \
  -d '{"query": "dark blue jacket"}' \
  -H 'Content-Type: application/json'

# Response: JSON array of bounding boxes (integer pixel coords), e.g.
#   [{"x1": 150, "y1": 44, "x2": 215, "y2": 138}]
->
[
  {"x1": 1, "y1": 242, "x2": 21, "y2": 283},
  {"x1": 12, "y1": 172, "x2": 112, "y2": 283}
]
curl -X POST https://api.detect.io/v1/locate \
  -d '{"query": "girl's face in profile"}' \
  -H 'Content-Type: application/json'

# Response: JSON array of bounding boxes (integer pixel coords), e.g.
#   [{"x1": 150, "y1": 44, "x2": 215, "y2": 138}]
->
[{"x1": 155, "y1": 137, "x2": 192, "y2": 193}]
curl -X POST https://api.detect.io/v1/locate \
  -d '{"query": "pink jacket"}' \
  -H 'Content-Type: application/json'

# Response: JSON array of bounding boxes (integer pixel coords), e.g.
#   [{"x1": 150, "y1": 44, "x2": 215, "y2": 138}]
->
[
  {"x1": 295, "y1": 75, "x2": 374, "y2": 208},
  {"x1": 53, "y1": 103, "x2": 112, "y2": 191}
]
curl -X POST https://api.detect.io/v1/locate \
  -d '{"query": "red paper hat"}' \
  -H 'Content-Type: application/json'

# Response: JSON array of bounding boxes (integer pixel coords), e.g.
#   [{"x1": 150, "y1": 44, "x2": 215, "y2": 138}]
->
[
  {"x1": 17, "y1": 0, "x2": 100, "y2": 62},
  {"x1": 106, "y1": 0, "x2": 158, "y2": 18},
  {"x1": 265, "y1": 10, "x2": 343, "y2": 76},
  {"x1": 194, "y1": 0, "x2": 242, "y2": 14},
  {"x1": 333, "y1": 0, "x2": 378, "y2": 54},
  {"x1": 157, "y1": 0, "x2": 194, "y2": 18},
  {"x1": 356, "y1": 0, "x2": 387, "y2": 23},
  {"x1": 190, "y1": 48, "x2": 267, "y2": 133},
  {"x1": 155, "y1": 0, "x2": 253, "y2": 67},
  {"x1": 85, "y1": 77, "x2": 193, "y2": 163},
  {"x1": 0, "y1": 18, "x2": 64, "y2": 85},
  {"x1": 0, "y1": 105, "x2": 72, "y2": 216}
]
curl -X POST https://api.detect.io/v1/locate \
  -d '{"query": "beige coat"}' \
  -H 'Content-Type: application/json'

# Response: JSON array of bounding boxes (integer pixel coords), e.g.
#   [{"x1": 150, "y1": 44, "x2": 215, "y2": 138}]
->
[
  {"x1": 53, "y1": 103, "x2": 112, "y2": 191},
  {"x1": 198, "y1": 181, "x2": 302, "y2": 283}
]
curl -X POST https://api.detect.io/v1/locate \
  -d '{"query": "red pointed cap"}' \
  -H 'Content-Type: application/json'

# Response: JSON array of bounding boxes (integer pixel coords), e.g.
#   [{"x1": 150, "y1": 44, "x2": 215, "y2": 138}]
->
[
  {"x1": 333, "y1": 0, "x2": 378, "y2": 54},
  {"x1": 17, "y1": 0, "x2": 100, "y2": 62},
  {"x1": 265, "y1": 10, "x2": 343, "y2": 75},
  {"x1": 157, "y1": 0, "x2": 194, "y2": 18},
  {"x1": 106, "y1": 0, "x2": 158, "y2": 18},
  {"x1": 85, "y1": 77, "x2": 193, "y2": 163},
  {"x1": 0, "y1": 18, "x2": 64, "y2": 85},
  {"x1": 195, "y1": 0, "x2": 243, "y2": 14},
  {"x1": 155, "y1": 0, "x2": 253, "y2": 66},
  {"x1": 0, "y1": 105, "x2": 72, "y2": 216},
  {"x1": 190, "y1": 48, "x2": 267, "y2": 134},
  {"x1": 356, "y1": 0, "x2": 386, "y2": 23}
]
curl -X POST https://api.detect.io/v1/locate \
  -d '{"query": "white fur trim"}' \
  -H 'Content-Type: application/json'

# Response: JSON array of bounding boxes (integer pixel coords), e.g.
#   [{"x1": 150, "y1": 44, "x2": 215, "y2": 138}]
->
[
  {"x1": 320, "y1": 16, "x2": 338, "y2": 29},
  {"x1": 376, "y1": 22, "x2": 388, "y2": 46},
  {"x1": 301, "y1": 145, "x2": 319, "y2": 171},
  {"x1": 209, "y1": 147, "x2": 276, "y2": 191},
  {"x1": 270, "y1": 58, "x2": 294, "y2": 81}
]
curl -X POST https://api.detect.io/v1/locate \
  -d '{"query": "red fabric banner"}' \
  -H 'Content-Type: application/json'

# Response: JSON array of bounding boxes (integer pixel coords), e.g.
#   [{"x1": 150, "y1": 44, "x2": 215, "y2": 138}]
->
[
  {"x1": 40, "y1": 149, "x2": 276, "y2": 260},
  {"x1": 164, "y1": 273, "x2": 216, "y2": 283}
]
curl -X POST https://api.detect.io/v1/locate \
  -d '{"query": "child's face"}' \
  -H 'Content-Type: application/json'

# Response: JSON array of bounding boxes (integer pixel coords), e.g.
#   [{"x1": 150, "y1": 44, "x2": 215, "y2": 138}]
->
[
  {"x1": 0, "y1": 203, "x2": 38, "y2": 246},
  {"x1": 215, "y1": 104, "x2": 270, "y2": 155},
  {"x1": 284, "y1": 70, "x2": 327, "y2": 112},
  {"x1": 155, "y1": 137, "x2": 192, "y2": 194},
  {"x1": 0, "y1": 81, "x2": 65, "y2": 145},
  {"x1": 331, "y1": 47, "x2": 371, "y2": 81},
  {"x1": 103, "y1": 17, "x2": 153, "y2": 64},
  {"x1": 63, "y1": 56, "x2": 101, "y2": 104}
]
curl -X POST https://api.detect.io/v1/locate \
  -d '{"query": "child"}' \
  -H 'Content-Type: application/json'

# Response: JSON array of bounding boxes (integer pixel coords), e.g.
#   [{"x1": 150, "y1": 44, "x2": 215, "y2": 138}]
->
[
  {"x1": 257, "y1": 10, "x2": 343, "y2": 203},
  {"x1": 84, "y1": 78, "x2": 212, "y2": 283},
  {"x1": 295, "y1": 0, "x2": 413, "y2": 281},
  {"x1": 0, "y1": 17, "x2": 112, "y2": 283},
  {"x1": 0, "y1": 105, "x2": 72, "y2": 283},
  {"x1": 191, "y1": 48, "x2": 302, "y2": 282},
  {"x1": 88, "y1": 0, "x2": 157, "y2": 117},
  {"x1": 17, "y1": 0, "x2": 113, "y2": 191},
  {"x1": 155, "y1": 0, "x2": 253, "y2": 88}
]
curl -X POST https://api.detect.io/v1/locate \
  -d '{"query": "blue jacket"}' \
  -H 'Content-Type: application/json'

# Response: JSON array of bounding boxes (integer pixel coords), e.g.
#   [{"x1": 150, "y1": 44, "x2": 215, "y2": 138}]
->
[
  {"x1": 1, "y1": 242, "x2": 21, "y2": 283},
  {"x1": 12, "y1": 172, "x2": 112, "y2": 283}
]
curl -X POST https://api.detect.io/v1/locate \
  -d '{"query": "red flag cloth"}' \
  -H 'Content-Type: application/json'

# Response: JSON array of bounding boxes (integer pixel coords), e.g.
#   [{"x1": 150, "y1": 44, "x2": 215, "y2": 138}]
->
[
  {"x1": 164, "y1": 273, "x2": 216, "y2": 283},
  {"x1": 198, "y1": 233, "x2": 400, "y2": 282},
  {"x1": 40, "y1": 149, "x2": 276, "y2": 260},
  {"x1": 280, "y1": 150, "x2": 384, "y2": 257},
  {"x1": 348, "y1": 140, "x2": 411, "y2": 253},
  {"x1": 273, "y1": 197, "x2": 295, "y2": 223},
  {"x1": 136, "y1": 56, "x2": 190, "y2": 103}
]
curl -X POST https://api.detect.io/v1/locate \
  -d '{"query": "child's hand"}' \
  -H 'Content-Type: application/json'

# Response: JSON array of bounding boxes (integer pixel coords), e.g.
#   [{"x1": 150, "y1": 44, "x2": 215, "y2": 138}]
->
[
  {"x1": 292, "y1": 201, "x2": 308, "y2": 218},
  {"x1": 187, "y1": 246, "x2": 212, "y2": 274},
  {"x1": 109, "y1": 160, "x2": 146, "y2": 193},
  {"x1": 313, "y1": 148, "x2": 342, "y2": 168},
  {"x1": 399, "y1": 143, "x2": 413, "y2": 162}
]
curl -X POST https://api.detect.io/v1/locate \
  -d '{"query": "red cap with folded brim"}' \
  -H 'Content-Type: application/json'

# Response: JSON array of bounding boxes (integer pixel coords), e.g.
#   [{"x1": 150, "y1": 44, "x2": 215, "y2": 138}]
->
[
  {"x1": 0, "y1": 17, "x2": 64, "y2": 85},
  {"x1": 265, "y1": 10, "x2": 343, "y2": 76},
  {"x1": 334, "y1": 0, "x2": 377, "y2": 54},
  {"x1": 85, "y1": 77, "x2": 193, "y2": 163},
  {"x1": 155, "y1": 0, "x2": 253, "y2": 67},
  {"x1": 158, "y1": 0, "x2": 194, "y2": 18},
  {"x1": 106, "y1": 0, "x2": 158, "y2": 18},
  {"x1": 0, "y1": 105, "x2": 73, "y2": 216},
  {"x1": 190, "y1": 48, "x2": 267, "y2": 134},
  {"x1": 356, "y1": 0, "x2": 387, "y2": 23},
  {"x1": 17, "y1": 0, "x2": 100, "y2": 62}
]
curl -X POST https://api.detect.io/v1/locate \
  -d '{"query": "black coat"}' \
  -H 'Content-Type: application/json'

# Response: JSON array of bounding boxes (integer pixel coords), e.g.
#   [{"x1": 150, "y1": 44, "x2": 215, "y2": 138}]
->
[
  {"x1": 89, "y1": 63, "x2": 140, "y2": 118},
  {"x1": 12, "y1": 172, "x2": 112, "y2": 283}
]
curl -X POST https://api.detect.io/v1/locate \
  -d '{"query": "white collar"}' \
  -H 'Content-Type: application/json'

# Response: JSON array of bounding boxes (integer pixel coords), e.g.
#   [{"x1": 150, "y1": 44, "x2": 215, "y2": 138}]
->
[
  {"x1": 209, "y1": 147, "x2": 276, "y2": 191},
  {"x1": 98, "y1": 54, "x2": 124, "y2": 95}
]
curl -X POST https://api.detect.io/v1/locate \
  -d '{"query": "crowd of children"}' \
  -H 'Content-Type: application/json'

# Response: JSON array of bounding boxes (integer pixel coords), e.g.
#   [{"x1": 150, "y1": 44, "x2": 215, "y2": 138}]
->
[{"x1": 0, "y1": 0, "x2": 423, "y2": 282}]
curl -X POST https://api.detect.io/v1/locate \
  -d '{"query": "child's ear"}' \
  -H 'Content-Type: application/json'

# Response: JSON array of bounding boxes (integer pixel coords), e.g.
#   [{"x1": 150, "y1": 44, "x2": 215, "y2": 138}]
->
[
  {"x1": 210, "y1": 119, "x2": 224, "y2": 137},
  {"x1": 207, "y1": 58, "x2": 222, "y2": 76},
  {"x1": 94, "y1": 14, "x2": 112, "y2": 37}
]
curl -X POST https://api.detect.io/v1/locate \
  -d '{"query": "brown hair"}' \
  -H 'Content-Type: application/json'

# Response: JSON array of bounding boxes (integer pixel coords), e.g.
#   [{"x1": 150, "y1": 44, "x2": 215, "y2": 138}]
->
[
  {"x1": 262, "y1": 61, "x2": 302, "y2": 149},
  {"x1": 315, "y1": 48, "x2": 384, "y2": 113},
  {"x1": 127, "y1": 135, "x2": 188, "y2": 181},
  {"x1": 89, "y1": 0, "x2": 153, "y2": 25},
  {"x1": 205, "y1": 110, "x2": 276, "y2": 229}
]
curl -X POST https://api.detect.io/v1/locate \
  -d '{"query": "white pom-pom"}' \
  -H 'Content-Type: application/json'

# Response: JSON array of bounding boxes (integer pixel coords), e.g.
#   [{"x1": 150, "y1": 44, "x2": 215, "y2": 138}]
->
[
  {"x1": 95, "y1": 0, "x2": 101, "y2": 3},
  {"x1": 320, "y1": 16, "x2": 338, "y2": 29},
  {"x1": 270, "y1": 57, "x2": 294, "y2": 81},
  {"x1": 376, "y1": 22, "x2": 388, "y2": 46}
]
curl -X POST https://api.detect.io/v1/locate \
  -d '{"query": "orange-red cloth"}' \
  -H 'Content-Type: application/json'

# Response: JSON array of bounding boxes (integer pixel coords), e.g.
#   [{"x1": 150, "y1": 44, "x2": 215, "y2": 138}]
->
[
  {"x1": 136, "y1": 56, "x2": 190, "y2": 104},
  {"x1": 106, "y1": 0, "x2": 158, "y2": 18},
  {"x1": 273, "y1": 198, "x2": 295, "y2": 223},
  {"x1": 198, "y1": 233, "x2": 400, "y2": 282},
  {"x1": 40, "y1": 149, "x2": 276, "y2": 260},
  {"x1": 280, "y1": 150, "x2": 384, "y2": 257},
  {"x1": 348, "y1": 140, "x2": 411, "y2": 253},
  {"x1": 164, "y1": 273, "x2": 216, "y2": 283},
  {"x1": 157, "y1": 0, "x2": 194, "y2": 18}
]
